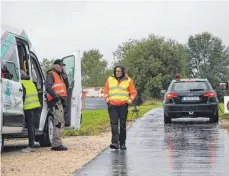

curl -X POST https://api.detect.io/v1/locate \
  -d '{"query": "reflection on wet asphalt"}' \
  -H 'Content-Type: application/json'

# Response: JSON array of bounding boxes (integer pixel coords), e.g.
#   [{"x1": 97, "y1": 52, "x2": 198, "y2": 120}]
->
[{"x1": 74, "y1": 107, "x2": 229, "y2": 176}]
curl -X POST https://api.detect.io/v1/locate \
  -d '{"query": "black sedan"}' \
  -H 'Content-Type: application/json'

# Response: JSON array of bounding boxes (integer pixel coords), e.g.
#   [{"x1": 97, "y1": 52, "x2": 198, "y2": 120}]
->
[{"x1": 163, "y1": 78, "x2": 219, "y2": 124}]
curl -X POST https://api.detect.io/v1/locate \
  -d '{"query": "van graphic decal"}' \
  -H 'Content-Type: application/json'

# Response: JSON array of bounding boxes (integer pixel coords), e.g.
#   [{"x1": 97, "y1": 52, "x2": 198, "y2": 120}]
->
[{"x1": 4, "y1": 80, "x2": 12, "y2": 110}]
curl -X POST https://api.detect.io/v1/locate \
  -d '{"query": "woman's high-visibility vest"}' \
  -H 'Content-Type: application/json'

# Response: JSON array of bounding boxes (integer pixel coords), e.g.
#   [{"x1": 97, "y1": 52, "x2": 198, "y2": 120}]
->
[
  {"x1": 47, "y1": 71, "x2": 67, "y2": 101},
  {"x1": 108, "y1": 76, "x2": 130, "y2": 101},
  {"x1": 21, "y1": 80, "x2": 41, "y2": 110}
]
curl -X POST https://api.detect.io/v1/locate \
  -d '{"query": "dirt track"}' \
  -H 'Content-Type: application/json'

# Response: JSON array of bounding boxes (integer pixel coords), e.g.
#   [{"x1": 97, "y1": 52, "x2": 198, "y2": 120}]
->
[
  {"x1": 221, "y1": 119, "x2": 229, "y2": 130},
  {"x1": 1, "y1": 133, "x2": 112, "y2": 176}
]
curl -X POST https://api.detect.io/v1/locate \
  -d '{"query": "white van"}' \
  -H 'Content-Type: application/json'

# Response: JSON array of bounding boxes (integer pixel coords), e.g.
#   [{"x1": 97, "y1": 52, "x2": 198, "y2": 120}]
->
[{"x1": 0, "y1": 26, "x2": 83, "y2": 152}]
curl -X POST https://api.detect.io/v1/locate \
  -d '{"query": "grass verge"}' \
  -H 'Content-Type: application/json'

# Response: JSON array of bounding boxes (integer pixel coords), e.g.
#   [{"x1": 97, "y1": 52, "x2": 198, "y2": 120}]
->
[
  {"x1": 219, "y1": 103, "x2": 229, "y2": 119},
  {"x1": 63, "y1": 103, "x2": 162, "y2": 136},
  {"x1": 219, "y1": 103, "x2": 229, "y2": 131}
]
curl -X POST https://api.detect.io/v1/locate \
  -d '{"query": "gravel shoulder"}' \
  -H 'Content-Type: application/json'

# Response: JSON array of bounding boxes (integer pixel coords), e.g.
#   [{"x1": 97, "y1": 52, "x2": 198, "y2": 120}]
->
[
  {"x1": 221, "y1": 119, "x2": 229, "y2": 131},
  {"x1": 1, "y1": 122, "x2": 133, "y2": 176}
]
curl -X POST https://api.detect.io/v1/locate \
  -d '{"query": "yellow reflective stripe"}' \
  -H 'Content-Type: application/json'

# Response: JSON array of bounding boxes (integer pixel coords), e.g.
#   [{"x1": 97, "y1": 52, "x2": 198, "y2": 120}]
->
[
  {"x1": 25, "y1": 95, "x2": 39, "y2": 101},
  {"x1": 109, "y1": 89, "x2": 127, "y2": 92},
  {"x1": 24, "y1": 101, "x2": 41, "y2": 110},
  {"x1": 109, "y1": 96, "x2": 129, "y2": 101},
  {"x1": 109, "y1": 87, "x2": 127, "y2": 91},
  {"x1": 109, "y1": 93, "x2": 129, "y2": 97},
  {"x1": 25, "y1": 94, "x2": 38, "y2": 99},
  {"x1": 24, "y1": 99, "x2": 40, "y2": 105},
  {"x1": 109, "y1": 90, "x2": 128, "y2": 95}
]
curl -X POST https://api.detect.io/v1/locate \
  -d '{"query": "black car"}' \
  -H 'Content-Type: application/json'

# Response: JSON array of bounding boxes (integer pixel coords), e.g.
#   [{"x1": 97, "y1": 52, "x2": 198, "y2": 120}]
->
[{"x1": 163, "y1": 78, "x2": 219, "y2": 124}]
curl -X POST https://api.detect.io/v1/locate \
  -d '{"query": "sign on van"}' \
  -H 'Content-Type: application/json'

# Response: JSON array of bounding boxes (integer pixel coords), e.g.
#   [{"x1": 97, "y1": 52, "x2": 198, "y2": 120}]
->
[{"x1": 224, "y1": 96, "x2": 229, "y2": 113}]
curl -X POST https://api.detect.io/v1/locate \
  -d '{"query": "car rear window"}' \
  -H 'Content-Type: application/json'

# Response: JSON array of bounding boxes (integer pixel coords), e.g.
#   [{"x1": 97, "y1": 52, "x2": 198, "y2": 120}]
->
[{"x1": 172, "y1": 81, "x2": 209, "y2": 91}]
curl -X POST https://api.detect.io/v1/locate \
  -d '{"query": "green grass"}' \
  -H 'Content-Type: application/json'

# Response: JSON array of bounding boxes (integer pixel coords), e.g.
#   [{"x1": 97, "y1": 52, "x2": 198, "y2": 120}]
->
[
  {"x1": 219, "y1": 103, "x2": 229, "y2": 119},
  {"x1": 63, "y1": 103, "x2": 162, "y2": 136}
]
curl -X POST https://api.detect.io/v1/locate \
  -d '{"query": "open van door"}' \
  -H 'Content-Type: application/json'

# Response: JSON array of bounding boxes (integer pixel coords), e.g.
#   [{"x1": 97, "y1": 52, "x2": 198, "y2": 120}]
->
[{"x1": 62, "y1": 51, "x2": 82, "y2": 130}]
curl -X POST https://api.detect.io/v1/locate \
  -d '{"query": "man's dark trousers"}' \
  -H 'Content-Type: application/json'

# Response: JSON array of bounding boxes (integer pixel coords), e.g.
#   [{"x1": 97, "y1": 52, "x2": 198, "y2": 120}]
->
[
  {"x1": 108, "y1": 103, "x2": 128, "y2": 145},
  {"x1": 24, "y1": 109, "x2": 35, "y2": 148}
]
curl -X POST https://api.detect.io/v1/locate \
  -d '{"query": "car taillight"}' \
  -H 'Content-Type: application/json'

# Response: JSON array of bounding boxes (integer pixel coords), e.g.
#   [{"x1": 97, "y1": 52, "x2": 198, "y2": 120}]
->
[
  {"x1": 204, "y1": 92, "x2": 216, "y2": 97},
  {"x1": 166, "y1": 93, "x2": 178, "y2": 99}
]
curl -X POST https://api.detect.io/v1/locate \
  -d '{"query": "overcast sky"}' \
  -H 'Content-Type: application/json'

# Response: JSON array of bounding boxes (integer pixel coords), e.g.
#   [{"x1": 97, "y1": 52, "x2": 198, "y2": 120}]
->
[{"x1": 1, "y1": 0, "x2": 229, "y2": 66}]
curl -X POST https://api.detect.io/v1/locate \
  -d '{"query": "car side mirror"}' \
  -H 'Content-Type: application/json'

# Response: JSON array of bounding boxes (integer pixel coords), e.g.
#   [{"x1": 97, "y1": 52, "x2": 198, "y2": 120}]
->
[{"x1": 219, "y1": 82, "x2": 228, "y2": 90}]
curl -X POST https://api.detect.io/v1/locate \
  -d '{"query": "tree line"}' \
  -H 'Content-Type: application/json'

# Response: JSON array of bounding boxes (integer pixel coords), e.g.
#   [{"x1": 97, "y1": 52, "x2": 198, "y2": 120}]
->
[{"x1": 40, "y1": 32, "x2": 229, "y2": 102}]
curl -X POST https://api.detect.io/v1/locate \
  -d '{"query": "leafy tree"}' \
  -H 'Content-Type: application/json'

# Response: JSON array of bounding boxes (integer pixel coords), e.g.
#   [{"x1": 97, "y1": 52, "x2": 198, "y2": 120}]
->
[
  {"x1": 81, "y1": 49, "x2": 110, "y2": 87},
  {"x1": 113, "y1": 34, "x2": 188, "y2": 99},
  {"x1": 186, "y1": 32, "x2": 229, "y2": 87},
  {"x1": 40, "y1": 58, "x2": 54, "y2": 75}
]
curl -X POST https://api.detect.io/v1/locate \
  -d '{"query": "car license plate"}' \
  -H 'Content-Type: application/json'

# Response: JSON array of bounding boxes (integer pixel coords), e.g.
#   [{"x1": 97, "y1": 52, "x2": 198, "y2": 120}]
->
[{"x1": 182, "y1": 97, "x2": 200, "y2": 101}]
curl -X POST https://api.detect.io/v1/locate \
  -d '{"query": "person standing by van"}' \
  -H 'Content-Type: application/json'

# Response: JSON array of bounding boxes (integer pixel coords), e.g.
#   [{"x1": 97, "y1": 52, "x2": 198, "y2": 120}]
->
[
  {"x1": 20, "y1": 69, "x2": 41, "y2": 153},
  {"x1": 103, "y1": 65, "x2": 137, "y2": 150},
  {"x1": 45, "y1": 59, "x2": 69, "y2": 151}
]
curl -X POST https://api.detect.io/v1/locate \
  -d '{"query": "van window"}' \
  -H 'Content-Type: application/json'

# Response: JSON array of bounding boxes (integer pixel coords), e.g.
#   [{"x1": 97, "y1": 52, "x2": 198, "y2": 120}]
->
[
  {"x1": 17, "y1": 42, "x2": 29, "y2": 74},
  {"x1": 1, "y1": 50, "x2": 20, "y2": 82},
  {"x1": 30, "y1": 55, "x2": 42, "y2": 90},
  {"x1": 63, "y1": 55, "x2": 75, "y2": 87}
]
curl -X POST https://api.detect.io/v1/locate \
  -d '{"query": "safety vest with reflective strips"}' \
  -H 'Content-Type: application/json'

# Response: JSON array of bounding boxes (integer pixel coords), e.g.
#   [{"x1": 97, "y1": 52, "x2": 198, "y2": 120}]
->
[
  {"x1": 21, "y1": 80, "x2": 41, "y2": 110},
  {"x1": 47, "y1": 71, "x2": 67, "y2": 101},
  {"x1": 107, "y1": 76, "x2": 130, "y2": 101}
]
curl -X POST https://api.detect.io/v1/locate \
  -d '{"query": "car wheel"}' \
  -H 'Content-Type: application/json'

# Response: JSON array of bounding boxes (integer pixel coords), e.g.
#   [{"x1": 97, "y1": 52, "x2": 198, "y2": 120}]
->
[
  {"x1": 210, "y1": 111, "x2": 219, "y2": 123},
  {"x1": 39, "y1": 116, "x2": 54, "y2": 147},
  {"x1": 164, "y1": 113, "x2": 172, "y2": 124}
]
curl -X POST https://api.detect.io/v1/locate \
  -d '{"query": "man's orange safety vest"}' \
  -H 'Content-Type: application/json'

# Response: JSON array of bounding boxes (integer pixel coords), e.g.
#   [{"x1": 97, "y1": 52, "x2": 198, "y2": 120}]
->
[{"x1": 47, "y1": 71, "x2": 67, "y2": 101}]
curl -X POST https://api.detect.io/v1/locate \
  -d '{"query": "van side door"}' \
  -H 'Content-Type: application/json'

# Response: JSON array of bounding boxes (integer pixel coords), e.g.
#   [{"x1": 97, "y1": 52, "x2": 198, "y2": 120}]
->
[
  {"x1": 1, "y1": 33, "x2": 24, "y2": 133},
  {"x1": 29, "y1": 52, "x2": 48, "y2": 131},
  {"x1": 62, "y1": 52, "x2": 82, "y2": 130}
]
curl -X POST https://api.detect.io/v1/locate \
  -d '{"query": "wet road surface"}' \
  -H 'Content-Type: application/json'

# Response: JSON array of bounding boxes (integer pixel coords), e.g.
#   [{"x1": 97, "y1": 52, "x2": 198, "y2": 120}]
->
[{"x1": 74, "y1": 107, "x2": 229, "y2": 176}]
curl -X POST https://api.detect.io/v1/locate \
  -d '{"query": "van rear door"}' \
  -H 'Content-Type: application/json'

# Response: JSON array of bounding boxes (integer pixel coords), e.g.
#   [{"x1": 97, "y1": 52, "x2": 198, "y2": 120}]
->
[{"x1": 62, "y1": 51, "x2": 82, "y2": 130}]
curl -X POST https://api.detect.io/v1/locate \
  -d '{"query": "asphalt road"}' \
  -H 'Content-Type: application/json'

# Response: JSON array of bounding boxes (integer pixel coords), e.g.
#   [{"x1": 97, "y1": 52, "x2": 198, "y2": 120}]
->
[{"x1": 74, "y1": 107, "x2": 229, "y2": 176}]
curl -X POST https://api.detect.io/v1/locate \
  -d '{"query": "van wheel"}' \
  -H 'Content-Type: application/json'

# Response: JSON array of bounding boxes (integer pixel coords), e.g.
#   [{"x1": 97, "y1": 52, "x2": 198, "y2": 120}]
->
[
  {"x1": 39, "y1": 116, "x2": 54, "y2": 147},
  {"x1": 1, "y1": 135, "x2": 4, "y2": 153}
]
